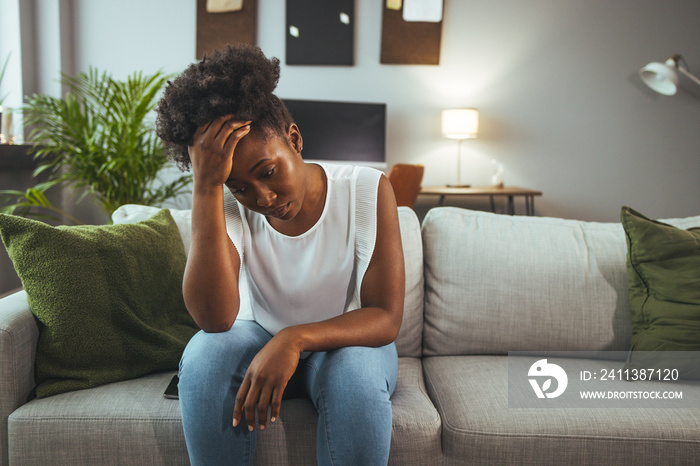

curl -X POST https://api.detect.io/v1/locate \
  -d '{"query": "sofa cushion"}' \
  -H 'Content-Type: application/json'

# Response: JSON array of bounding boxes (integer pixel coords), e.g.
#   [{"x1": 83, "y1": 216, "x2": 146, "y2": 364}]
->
[
  {"x1": 386, "y1": 357, "x2": 442, "y2": 465},
  {"x1": 421, "y1": 207, "x2": 700, "y2": 356},
  {"x1": 112, "y1": 204, "x2": 425, "y2": 358},
  {"x1": 423, "y1": 355, "x2": 700, "y2": 465},
  {"x1": 394, "y1": 207, "x2": 424, "y2": 358},
  {"x1": 621, "y1": 207, "x2": 700, "y2": 378},
  {"x1": 0, "y1": 210, "x2": 199, "y2": 398},
  {"x1": 8, "y1": 372, "x2": 190, "y2": 465},
  {"x1": 8, "y1": 358, "x2": 442, "y2": 465}
]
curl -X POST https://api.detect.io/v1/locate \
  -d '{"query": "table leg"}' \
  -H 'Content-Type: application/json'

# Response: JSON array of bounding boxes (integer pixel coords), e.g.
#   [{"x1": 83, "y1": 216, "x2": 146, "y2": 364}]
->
[
  {"x1": 489, "y1": 195, "x2": 496, "y2": 213},
  {"x1": 508, "y1": 196, "x2": 515, "y2": 215},
  {"x1": 439, "y1": 195, "x2": 445, "y2": 206},
  {"x1": 526, "y1": 196, "x2": 535, "y2": 216}
]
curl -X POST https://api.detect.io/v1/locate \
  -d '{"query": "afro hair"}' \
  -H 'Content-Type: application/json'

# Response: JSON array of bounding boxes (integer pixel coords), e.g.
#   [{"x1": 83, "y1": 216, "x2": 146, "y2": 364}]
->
[{"x1": 156, "y1": 44, "x2": 294, "y2": 171}]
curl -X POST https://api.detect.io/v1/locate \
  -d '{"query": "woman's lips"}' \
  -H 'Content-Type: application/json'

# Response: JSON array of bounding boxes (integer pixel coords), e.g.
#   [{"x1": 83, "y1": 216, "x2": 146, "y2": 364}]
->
[{"x1": 265, "y1": 202, "x2": 290, "y2": 218}]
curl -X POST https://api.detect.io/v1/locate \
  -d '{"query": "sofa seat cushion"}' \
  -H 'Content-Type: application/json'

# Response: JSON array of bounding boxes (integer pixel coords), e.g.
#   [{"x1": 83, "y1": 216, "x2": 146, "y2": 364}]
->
[
  {"x1": 9, "y1": 358, "x2": 441, "y2": 465},
  {"x1": 423, "y1": 355, "x2": 700, "y2": 465},
  {"x1": 8, "y1": 372, "x2": 189, "y2": 465}
]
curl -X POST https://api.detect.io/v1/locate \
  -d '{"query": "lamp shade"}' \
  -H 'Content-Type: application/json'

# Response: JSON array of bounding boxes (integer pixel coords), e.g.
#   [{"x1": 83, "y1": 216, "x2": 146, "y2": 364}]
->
[
  {"x1": 639, "y1": 59, "x2": 680, "y2": 96},
  {"x1": 442, "y1": 109, "x2": 478, "y2": 139}
]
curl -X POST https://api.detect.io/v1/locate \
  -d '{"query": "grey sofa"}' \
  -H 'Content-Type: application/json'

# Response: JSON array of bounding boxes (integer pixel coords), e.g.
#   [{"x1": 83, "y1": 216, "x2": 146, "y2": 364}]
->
[{"x1": 2, "y1": 205, "x2": 700, "y2": 465}]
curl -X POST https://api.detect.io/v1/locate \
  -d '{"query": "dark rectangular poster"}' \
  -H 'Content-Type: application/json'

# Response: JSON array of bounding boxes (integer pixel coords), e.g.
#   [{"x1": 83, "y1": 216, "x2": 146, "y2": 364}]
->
[{"x1": 286, "y1": 0, "x2": 354, "y2": 65}]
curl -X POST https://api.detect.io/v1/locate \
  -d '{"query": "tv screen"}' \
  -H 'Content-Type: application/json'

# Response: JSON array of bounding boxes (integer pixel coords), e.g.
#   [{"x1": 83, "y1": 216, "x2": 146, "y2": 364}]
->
[{"x1": 282, "y1": 99, "x2": 386, "y2": 168}]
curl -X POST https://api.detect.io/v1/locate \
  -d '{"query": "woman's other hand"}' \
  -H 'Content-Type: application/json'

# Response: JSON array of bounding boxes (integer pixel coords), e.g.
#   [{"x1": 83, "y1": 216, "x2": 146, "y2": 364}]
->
[
  {"x1": 232, "y1": 329, "x2": 302, "y2": 431},
  {"x1": 188, "y1": 116, "x2": 251, "y2": 189}
]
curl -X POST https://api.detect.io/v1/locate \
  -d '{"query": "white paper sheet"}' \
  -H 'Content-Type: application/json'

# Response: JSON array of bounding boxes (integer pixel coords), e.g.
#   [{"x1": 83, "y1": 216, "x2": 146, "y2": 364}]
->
[{"x1": 402, "y1": 0, "x2": 443, "y2": 22}]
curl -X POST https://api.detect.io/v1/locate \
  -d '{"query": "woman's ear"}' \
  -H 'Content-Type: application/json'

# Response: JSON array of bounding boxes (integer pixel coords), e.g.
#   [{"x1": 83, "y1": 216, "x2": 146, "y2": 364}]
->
[{"x1": 287, "y1": 123, "x2": 303, "y2": 153}]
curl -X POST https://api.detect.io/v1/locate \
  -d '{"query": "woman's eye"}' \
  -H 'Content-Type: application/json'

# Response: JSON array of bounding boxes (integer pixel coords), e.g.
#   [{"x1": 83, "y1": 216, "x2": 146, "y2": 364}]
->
[
  {"x1": 262, "y1": 167, "x2": 275, "y2": 179},
  {"x1": 230, "y1": 186, "x2": 247, "y2": 195}
]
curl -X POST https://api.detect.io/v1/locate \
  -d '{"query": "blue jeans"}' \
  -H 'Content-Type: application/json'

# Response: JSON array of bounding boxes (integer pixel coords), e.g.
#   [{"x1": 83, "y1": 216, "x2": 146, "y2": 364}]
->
[{"x1": 179, "y1": 319, "x2": 398, "y2": 465}]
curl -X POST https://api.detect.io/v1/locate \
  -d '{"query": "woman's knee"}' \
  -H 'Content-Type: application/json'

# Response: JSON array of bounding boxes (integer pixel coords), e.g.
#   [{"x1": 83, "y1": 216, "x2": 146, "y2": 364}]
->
[{"x1": 307, "y1": 344, "x2": 398, "y2": 404}]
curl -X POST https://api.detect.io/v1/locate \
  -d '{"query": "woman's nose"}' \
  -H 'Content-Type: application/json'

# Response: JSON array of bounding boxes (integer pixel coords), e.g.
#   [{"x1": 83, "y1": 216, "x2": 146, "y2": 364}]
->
[{"x1": 256, "y1": 189, "x2": 277, "y2": 207}]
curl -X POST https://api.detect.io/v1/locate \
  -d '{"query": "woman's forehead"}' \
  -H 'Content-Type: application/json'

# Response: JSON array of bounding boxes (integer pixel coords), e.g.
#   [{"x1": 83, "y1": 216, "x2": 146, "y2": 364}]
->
[{"x1": 229, "y1": 133, "x2": 287, "y2": 178}]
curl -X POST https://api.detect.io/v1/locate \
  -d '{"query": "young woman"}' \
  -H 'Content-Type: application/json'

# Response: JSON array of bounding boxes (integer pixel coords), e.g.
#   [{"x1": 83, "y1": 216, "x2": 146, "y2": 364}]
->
[{"x1": 156, "y1": 44, "x2": 405, "y2": 465}]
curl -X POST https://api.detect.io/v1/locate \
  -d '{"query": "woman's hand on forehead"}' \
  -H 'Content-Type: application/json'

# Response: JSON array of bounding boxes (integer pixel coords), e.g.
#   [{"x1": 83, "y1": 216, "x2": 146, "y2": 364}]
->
[{"x1": 188, "y1": 115, "x2": 252, "y2": 189}]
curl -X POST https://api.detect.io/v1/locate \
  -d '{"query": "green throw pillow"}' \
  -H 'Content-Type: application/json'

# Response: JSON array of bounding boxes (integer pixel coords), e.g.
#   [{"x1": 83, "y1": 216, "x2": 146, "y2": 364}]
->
[
  {"x1": 0, "y1": 209, "x2": 199, "y2": 398},
  {"x1": 621, "y1": 206, "x2": 700, "y2": 379}
]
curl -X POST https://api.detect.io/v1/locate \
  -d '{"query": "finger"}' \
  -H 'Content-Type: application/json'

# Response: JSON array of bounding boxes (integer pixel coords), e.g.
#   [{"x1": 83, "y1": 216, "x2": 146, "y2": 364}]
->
[
  {"x1": 243, "y1": 381, "x2": 261, "y2": 432},
  {"x1": 257, "y1": 385, "x2": 274, "y2": 430},
  {"x1": 190, "y1": 119, "x2": 225, "y2": 154},
  {"x1": 223, "y1": 123, "x2": 251, "y2": 154},
  {"x1": 192, "y1": 115, "x2": 237, "y2": 145},
  {"x1": 232, "y1": 376, "x2": 251, "y2": 428},
  {"x1": 270, "y1": 387, "x2": 283, "y2": 424},
  {"x1": 192, "y1": 119, "x2": 213, "y2": 141},
  {"x1": 216, "y1": 119, "x2": 251, "y2": 147}
]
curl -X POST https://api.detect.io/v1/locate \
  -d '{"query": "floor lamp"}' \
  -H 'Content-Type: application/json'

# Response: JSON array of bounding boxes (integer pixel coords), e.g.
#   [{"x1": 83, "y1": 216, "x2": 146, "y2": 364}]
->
[{"x1": 442, "y1": 108, "x2": 478, "y2": 187}]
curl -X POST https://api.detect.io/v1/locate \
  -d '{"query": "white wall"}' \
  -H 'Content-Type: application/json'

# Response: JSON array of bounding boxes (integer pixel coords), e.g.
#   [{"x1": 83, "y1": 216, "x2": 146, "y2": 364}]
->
[
  {"x1": 0, "y1": 0, "x2": 24, "y2": 110},
  {"x1": 9, "y1": 0, "x2": 700, "y2": 222}
]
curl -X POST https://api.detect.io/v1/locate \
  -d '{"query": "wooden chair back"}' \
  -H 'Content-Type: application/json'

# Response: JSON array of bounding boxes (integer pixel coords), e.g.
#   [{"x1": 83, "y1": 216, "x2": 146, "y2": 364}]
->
[{"x1": 387, "y1": 163, "x2": 425, "y2": 209}]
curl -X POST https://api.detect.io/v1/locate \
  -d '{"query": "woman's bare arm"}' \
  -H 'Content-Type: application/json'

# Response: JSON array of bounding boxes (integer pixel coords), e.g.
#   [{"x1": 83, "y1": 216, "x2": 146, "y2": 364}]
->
[{"x1": 182, "y1": 116, "x2": 251, "y2": 332}]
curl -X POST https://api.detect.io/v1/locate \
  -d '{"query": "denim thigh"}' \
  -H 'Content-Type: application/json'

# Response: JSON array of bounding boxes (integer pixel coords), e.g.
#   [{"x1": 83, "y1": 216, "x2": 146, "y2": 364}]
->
[{"x1": 178, "y1": 319, "x2": 272, "y2": 466}]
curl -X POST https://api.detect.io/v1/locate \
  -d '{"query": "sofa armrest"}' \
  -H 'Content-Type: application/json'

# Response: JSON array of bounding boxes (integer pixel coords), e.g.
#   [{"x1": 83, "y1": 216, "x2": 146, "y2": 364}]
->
[{"x1": 0, "y1": 290, "x2": 38, "y2": 466}]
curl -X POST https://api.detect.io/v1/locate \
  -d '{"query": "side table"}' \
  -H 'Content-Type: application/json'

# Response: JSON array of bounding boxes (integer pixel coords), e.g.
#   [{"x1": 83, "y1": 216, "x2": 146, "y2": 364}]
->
[{"x1": 419, "y1": 186, "x2": 542, "y2": 216}]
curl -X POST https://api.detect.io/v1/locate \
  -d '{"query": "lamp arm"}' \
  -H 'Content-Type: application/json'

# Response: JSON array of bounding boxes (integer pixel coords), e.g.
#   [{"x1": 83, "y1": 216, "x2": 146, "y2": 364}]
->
[{"x1": 676, "y1": 66, "x2": 700, "y2": 89}]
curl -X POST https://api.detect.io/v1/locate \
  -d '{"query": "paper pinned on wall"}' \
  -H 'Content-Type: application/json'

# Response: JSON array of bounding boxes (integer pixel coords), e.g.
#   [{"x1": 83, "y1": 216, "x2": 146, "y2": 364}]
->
[
  {"x1": 386, "y1": 0, "x2": 402, "y2": 10},
  {"x1": 207, "y1": 0, "x2": 243, "y2": 13},
  {"x1": 402, "y1": 0, "x2": 443, "y2": 22}
]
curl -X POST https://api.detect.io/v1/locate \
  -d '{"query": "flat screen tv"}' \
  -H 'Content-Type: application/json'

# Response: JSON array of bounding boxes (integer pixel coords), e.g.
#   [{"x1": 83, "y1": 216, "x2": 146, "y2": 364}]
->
[{"x1": 282, "y1": 99, "x2": 386, "y2": 168}]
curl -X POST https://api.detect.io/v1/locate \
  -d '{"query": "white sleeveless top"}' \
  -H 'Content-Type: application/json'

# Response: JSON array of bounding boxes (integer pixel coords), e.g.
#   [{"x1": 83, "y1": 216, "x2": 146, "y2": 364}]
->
[{"x1": 222, "y1": 163, "x2": 381, "y2": 336}]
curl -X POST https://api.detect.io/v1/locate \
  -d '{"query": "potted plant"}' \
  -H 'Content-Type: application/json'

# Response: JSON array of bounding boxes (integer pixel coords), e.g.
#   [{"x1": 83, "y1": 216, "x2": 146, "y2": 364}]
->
[{"x1": 0, "y1": 68, "x2": 192, "y2": 224}]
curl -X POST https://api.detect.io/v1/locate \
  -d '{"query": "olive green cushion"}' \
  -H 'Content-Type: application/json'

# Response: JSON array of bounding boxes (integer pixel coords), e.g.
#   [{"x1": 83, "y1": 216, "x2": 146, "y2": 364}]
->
[
  {"x1": 0, "y1": 210, "x2": 198, "y2": 398},
  {"x1": 621, "y1": 206, "x2": 700, "y2": 378}
]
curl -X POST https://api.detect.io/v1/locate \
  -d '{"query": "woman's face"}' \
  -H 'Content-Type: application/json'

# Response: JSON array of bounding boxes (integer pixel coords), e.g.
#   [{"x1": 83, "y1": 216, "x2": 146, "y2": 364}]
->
[{"x1": 225, "y1": 125, "x2": 307, "y2": 221}]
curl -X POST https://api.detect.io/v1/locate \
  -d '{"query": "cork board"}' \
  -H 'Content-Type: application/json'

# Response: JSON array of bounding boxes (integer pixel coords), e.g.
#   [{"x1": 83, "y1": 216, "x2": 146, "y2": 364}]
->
[
  {"x1": 196, "y1": 0, "x2": 257, "y2": 59},
  {"x1": 380, "y1": 3, "x2": 443, "y2": 65}
]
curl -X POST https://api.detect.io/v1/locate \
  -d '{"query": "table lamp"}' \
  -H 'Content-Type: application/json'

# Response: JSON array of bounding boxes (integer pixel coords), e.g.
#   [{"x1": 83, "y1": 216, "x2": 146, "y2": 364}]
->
[
  {"x1": 639, "y1": 54, "x2": 700, "y2": 96},
  {"x1": 442, "y1": 108, "x2": 478, "y2": 187}
]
